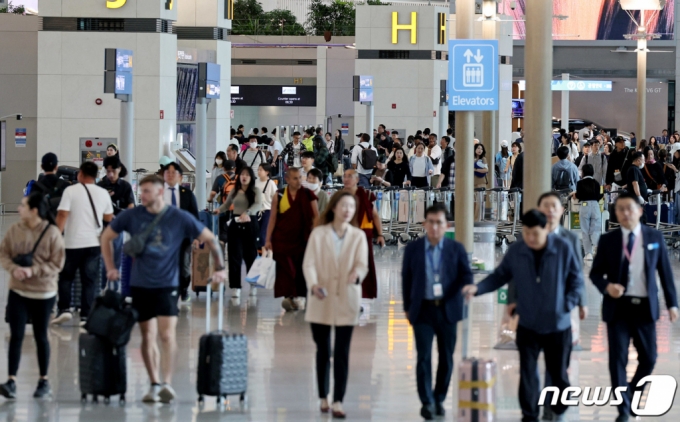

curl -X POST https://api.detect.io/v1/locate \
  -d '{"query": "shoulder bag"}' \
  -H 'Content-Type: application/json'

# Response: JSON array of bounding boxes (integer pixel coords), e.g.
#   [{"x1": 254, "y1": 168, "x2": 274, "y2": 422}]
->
[
  {"x1": 12, "y1": 223, "x2": 51, "y2": 267},
  {"x1": 81, "y1": 183, "x2": 101, "y2": 228},
  {"x1": 123, "y1": 206, "x2": 169, "y2": 258}
]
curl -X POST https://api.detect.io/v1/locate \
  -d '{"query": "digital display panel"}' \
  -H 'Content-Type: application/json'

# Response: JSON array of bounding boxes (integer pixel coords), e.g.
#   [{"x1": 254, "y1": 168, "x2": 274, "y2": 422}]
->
[{"x1": 231, "y1": 85, "x2": 317, "y2": 107}]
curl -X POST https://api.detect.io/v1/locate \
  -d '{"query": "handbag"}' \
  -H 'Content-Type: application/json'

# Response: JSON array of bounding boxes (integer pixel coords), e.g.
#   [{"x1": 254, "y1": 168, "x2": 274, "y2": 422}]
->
[
  {"x1": 85, "y1": 289, "x2": 139, "y2": 346},
  {"x1": 334, "y1": 160, "x2": 344, "y2": 177},
  {"x1": 123, "y1": 206, "x2": 169, "y2": 258},
  {"x1": 245, "y1": 249, "x2": 276, "y2": 289},
  {"x1": 12, "y1": 223, "x2": 51, "y2": 267}
]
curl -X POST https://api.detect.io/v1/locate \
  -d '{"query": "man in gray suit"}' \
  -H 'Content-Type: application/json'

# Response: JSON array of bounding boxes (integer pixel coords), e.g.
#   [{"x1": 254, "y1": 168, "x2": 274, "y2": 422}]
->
[{"x1": 508, "y1": 191, "x2": 587, "y2": 421}]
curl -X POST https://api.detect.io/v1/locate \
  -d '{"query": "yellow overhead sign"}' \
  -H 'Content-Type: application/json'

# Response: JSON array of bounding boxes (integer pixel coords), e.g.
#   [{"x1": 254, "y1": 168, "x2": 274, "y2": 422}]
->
[
  {"x1": 437, "y1": 13, "x2": 446, "y2": 45},
  {"x1": 392, "y1": 11, "x2": 417, "y2": 44},
  {"x1": 106, "y1": 0, "x2": 126, "y2": 9}
]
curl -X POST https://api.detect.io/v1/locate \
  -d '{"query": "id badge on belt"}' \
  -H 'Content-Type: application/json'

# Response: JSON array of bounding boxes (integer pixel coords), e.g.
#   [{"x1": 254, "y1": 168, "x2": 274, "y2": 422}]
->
[{"x1": 433, "y1": 274, "x2": 443, "y2": 298}]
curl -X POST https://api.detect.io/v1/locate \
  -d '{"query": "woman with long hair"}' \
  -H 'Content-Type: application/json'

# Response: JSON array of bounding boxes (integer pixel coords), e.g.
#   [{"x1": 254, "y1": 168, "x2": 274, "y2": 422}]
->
[
  {"x1": 303, "y1": 191, "x2": 369, "y2": 419},
  {"x1": 473, "y1": 144, "x2": 489, "y2": 188},
  {"x1": 211, "y1": 151, "x2": 227, "y2": 182},
  {"x1": 388, "y1": 148, "x2": 412, "y2": 187},
  {"x1": 648, "y1": 136, "x2": 660, "y2": 158},
  {"x1": 214, "y1": 166, "x2": 263, "y2": 300},
  {"x1": 508, "y1": 141, "x2": 522, "y2": 187},
  {"x1": 408, "y1": 143, "x2": 435, "y2": 188},
  {"x1": 0, "y1": 192, "x2": 65, "y2": 399},
  {"x1": 636, "y1": 139, "x2": 648, "y2": 153},
  {"x1": 496, "y1": 142, "x2": 511, "y2": 187}
]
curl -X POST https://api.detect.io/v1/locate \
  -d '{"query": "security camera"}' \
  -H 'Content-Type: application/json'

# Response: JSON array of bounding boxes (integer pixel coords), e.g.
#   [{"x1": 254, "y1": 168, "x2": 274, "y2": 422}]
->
[
  {"x1": 16, "y1": 114, "x2": 22, "y2": 121},
  {"x1": 510, "y1": 1, "x2": 516, "y2": 10},
  {"x1": 338, "y1": 114, "x2": 342, "y2": 118}
]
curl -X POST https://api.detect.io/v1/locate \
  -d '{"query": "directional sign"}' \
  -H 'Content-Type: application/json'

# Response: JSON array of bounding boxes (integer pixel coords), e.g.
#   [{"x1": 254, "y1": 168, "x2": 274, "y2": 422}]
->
[{"x1": 448, "y1": 40, "x2": 498, "y2": 111}]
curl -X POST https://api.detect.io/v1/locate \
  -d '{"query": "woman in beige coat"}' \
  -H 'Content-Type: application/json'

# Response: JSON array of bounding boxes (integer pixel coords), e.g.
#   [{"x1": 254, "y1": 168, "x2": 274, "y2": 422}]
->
[{"x1": 303, "y1": 191, "x2": 369, "y2": 419}]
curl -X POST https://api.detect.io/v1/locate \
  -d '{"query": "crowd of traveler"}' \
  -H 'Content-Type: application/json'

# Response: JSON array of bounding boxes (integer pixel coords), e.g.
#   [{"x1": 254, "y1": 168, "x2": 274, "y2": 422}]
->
[{"x1": 0, "y1": 123, "x2": 677, "y2": 422}]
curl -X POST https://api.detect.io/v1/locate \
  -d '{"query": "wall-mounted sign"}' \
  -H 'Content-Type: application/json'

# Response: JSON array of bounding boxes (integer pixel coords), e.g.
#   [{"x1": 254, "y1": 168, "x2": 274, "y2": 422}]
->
[
  {"x1": 14, "y1": 128, "x2": 26, "y2": 148},
  {"x1": 106, "y1": 0, "x2": 126, "y2": 9},
  {"x1": 177, "y1": 49, "x2": 197, "y2": 63},
  {"x1": 104, "y1": 48, "x2": 133, "y2": 95},
  {"x1": 392, "y1": 11, "x2": 417, "y2": 44},
  {"x1": 448, "y1": 39, "x2": 498, "y2": 111},
  {"x1": 551, "y1": 80, "x2": 612, "y2": 91},
  {"x1": 165, "y1": 0, "x2": 173, "y2": 10},
  {"x1": 437, "y1": 13, "x2": 446, "y2": 45},
  {"x1": 230, "y1": 85, "x2": 317, "y2": 107},
  {"x1": 198, "y1": 62, "x2": 221, "y2": 99},
  {"x1": 353, "y1": 75, "x2": 374, "y2": 102}
]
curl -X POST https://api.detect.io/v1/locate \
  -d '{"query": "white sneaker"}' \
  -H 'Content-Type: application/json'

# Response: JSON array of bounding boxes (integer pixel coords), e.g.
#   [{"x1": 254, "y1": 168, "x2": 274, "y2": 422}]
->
[
  {"x1": 249, "y1": 288, "x2": 257, "y2": 297},
  {"x1": 51, "y1": 311, "x2": 72, "y2": 325},
  {"x1": 142, "y1": 384, "x2": 161, "y2": 403},
  {"x1": 584, "y1": 253, "x2": 593, "y2": 261},
  {"x1": 158, "y1": 383, "x2": 176, "y2": 404},
  {"x1": 294, "y1": 297, "x2": 306, "y2": 311},
  {"x1": 231, "y1": 288, "x2": 241, "y2": 299}
]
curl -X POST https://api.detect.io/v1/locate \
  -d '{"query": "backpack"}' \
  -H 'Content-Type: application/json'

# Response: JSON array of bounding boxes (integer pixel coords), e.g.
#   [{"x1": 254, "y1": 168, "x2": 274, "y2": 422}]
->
[
  {"x1": 241, "y1": 149, "x2": 265, "y2": 169},
  {"x1": 25, "y1": 177, "x2": 69, "y2": 221},
  {"x1": 326, "y1": 151, "x2": 338, "y2": 174},
  {"x1": 358, "y1": 144, "x2": 378, "y2": 170},
  {"x1": 555, "y1": 169, "x2": 571, "y2": 190},
  {"x1": 221, "y1": 174, "x2": 236, "y2": 206}
]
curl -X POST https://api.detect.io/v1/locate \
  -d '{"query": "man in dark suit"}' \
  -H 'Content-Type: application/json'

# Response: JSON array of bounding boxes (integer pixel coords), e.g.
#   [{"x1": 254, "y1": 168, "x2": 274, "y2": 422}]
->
[
  {"x1": 464, "y1": 210, "x2": 583, "y2": 422},
  {"x1": 402, "y1": 204, "x2": 473, "y2": 420},
  {"x1": 163, "y1": 162, "x2": 200, "y2": 303},
  {"x1": 659, "y1": 128, "x2": 669, "y2": 145},
  {"x1": 590, "y1": 192, "x2": 678, "y2": 422}
]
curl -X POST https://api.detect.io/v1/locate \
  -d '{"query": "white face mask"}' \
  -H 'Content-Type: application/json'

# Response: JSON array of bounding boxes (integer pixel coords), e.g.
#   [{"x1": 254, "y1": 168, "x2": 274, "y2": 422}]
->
[
  {"x1": 215, "y1": 159, "x2": 223, "y2": 166},
  {"x1": 250, "y1": 142, "x2": 258, "y2": 149},
  {"x1": 639, "y1": 162, "x2": 645, "y2": 169},
  {"x1": 307, "y1": 183, "x2": 319, "y2": 191}
]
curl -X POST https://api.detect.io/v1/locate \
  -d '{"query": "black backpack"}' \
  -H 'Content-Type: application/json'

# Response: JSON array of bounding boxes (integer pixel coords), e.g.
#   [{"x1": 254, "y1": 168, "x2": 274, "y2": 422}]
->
[
  {"x1": 358, "y1": 144, "x2": 378, "y2": 169},
  {"x1": 555, "y1": 169, "x2": 571, "y2": 190},
  {"x1": 28, "y1": 177, "x2": 70, "y2": 221}
]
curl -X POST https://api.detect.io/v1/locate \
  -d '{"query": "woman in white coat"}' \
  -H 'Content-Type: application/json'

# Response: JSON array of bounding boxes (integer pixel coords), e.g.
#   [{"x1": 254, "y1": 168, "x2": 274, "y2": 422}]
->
[{"x1": 303, "y1": 191, "x2": 369, "y2": 419}]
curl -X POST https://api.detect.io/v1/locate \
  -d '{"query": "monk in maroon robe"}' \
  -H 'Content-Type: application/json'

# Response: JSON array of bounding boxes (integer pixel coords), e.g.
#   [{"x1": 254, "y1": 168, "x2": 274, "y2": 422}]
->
[
  {"x1": 342, "y1": 170, "x2": 385, "y2": 299},
  {"x1": 265, "y1": 168, "x2": 318, "y2": 310}
]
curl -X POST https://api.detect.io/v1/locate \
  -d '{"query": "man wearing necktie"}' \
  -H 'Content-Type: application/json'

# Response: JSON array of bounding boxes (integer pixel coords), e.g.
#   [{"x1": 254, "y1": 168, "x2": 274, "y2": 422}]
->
[
  {"x1": 590, "y1": 192, "x2": 678, "y2": 422},
  {"x1": 659, "y1": 129, "x2": 669, "y2": 145},
  {"x1": 402, "y1": 204, "x2": 473, "y2": 420},
  {"x1": 163, "y1": 162, "x2": 199, "y2": 303}
]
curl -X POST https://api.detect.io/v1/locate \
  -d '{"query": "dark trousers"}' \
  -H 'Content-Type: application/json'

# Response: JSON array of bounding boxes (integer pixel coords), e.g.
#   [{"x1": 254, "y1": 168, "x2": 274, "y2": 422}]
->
[
  {"x1": 227, "y1": 219, "x2": 260, "y2": 289},
  {"x1": 411, "y1": 177, "x2": 429, "y2": 188},
  {"x1": 258, "y1": 210, "x2": 271, "y2": 249},
  {"x1": 178, "y1": 239, "x2": 192, "y2": 295},
  {"x1": 7, "y1": 292, "x2": 55, "y2": 377},
  {"x1": 516, "y1": 325, "x2": 572, "y2": 422},
  {"x1": 310, "y1": 323, "x2": 354, "y2": 403},
  {"x1": 412, "y1": 302, "x2": 457, "y2": 405},
  {"x1": 607, "y1": 300, "x2": 657, "y2": 416},
  {"x1": 58, "y1": 247, "x2": 101, "y2": 317}
]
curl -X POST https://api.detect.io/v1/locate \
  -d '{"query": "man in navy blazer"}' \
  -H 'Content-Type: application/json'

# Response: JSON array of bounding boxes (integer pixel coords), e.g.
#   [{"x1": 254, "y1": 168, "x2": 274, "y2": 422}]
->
[
  {"x1": 590, "y1": 192, "x2": 678, "y2": 422},
  {"x1": 402, "y1": 203, "x2": 473, "y2": 420}
]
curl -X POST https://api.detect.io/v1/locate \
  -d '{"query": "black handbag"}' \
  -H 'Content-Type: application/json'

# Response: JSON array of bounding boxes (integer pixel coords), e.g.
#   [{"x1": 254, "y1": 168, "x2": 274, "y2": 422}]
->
[{"x1": 12, "y1": 223, "x2": 50, "y2": 267}]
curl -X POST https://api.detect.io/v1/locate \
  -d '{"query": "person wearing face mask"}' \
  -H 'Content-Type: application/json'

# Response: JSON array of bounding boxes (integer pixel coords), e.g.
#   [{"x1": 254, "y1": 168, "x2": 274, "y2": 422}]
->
[
  {"x1": 626, "y1": 152, "x2": 651, "y2": 219},
  {"x1": 211, "y1": 151, "x2": 227, "y2": 183},
  {"x1": 307, "y1": 169, "x2": 329, "y2": 214},
  {"x1": 240, "y1": 135, "x2": 266, "y2": 173}
]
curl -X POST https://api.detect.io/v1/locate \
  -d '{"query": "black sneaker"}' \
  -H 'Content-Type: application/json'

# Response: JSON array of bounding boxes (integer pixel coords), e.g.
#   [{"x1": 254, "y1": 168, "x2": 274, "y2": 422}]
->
[
  {"x1": 0, "y1": 380, "x2": 16, "y2": 399},
  {"x1": 33, "y1": 379, "x2": 51, "y2": 399}
]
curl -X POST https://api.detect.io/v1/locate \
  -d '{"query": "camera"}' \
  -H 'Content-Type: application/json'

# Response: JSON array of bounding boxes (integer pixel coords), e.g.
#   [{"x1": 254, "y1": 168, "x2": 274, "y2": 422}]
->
[
  {"x1": 16, "y1": 114, "x2": 22, "y2": 121},
  {"x1": 510, "y1": 1, "x2": 517, "y2": 10}
]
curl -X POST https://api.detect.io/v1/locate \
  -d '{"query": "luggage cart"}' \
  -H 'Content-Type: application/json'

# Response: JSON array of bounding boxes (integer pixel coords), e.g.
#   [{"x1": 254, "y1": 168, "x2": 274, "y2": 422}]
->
[
  {"x1": 474, "y1": 187, "x2": 487, "y2": 221},
  {"x1": 494, "y1": 188, "x2": 522, "y2": 244}
]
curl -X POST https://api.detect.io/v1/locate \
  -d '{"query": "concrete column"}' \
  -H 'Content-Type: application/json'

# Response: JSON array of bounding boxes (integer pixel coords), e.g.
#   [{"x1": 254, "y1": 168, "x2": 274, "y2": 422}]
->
[
  {"x1": 195, "y1": 98, "x2": 208, "y2": 208},
  {"x1": 482, "y1": 8, "x2": 497, "y2": 189},
  {"x1": 561, "y1": 73, "x2": 569, "y2": 133},
  {"x1": 454, "y1": 0, "x2": 475, "y2": 254},
  {"x1": 366, "y1": 102, "x2": 374, "y2": 139},
  {"x1": 523, "y1": 0, "x2": 553, "y2": 212},
  {"x1": 637, "y1": 13, "x2": 647, "y2": 140},
  {"x1": 119, "y1": 97, "x2": 134, "y2": 181}
]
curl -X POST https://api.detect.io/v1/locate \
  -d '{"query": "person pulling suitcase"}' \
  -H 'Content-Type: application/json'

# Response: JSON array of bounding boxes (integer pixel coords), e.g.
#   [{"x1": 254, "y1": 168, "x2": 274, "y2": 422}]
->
[{"x1": 101, "y1": 175, "x2": 226, "y2": 403}]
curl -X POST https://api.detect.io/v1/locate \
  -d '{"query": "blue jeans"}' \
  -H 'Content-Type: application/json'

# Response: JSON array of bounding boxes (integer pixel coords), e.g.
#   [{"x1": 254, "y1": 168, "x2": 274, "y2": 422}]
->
[
  {"x1": 579, "y1": 201, "x2": 601, "y2": 255},
  {"x1": 358, "y1": 173, "x2": 371, "y2": 188}
]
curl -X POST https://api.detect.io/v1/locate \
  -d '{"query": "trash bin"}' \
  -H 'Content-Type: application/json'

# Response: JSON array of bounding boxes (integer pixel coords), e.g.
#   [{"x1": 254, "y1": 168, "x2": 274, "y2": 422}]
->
[{"x1": 444, "y1": 222, "x2": 497, "y2": 270}]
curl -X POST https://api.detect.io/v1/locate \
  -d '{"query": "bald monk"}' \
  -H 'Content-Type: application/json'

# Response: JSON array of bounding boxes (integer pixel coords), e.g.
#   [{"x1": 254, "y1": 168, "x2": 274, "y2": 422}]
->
[
  {"x1": 342, "y1": 169, "x2": 385, "y2": 299},
  {"x1": 265, "y1": 168, "x2": 319, "y2": 311}
]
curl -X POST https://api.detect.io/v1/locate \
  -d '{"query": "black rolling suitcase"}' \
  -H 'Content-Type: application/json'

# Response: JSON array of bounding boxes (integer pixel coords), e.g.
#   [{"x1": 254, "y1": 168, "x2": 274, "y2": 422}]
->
[
  {"x1": 79, "y1": 333, "x2": 127, "y2": 404},
  {"x1": 197, "y1": 283, "x2": 248, "y2": 407}
]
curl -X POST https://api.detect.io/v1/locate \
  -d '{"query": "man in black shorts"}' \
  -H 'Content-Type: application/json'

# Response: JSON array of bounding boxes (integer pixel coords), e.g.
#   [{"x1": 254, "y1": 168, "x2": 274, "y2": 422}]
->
[{"x1": 101, "y1": 175, "x2": 226, "y2": 404}]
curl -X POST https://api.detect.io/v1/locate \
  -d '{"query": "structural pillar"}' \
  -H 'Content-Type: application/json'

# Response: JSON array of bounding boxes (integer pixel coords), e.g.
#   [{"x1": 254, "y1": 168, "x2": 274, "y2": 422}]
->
[
  {"x1": 482, "y1": 6, "x2": 497, "y2": 189},
  {"x1": 637, "y1": 12, "x2": 647, "y2": 141},
  {"x1": 454, "y1": 0, "x2": 475, "y2": 254},
  {"x1": 561, "y1": 73, "x2": 569, "y2": 133},
  {"x1": 119, "y1": 96, "x2": 134, "y2": 181},
  {"x1": 195, "y1": 98, "x2": 208, "y2": 208},
  {"x1": 366, "y1": 102, "x2": 374, "y2": 139},
  {"x1": 523, "y1": 0, "x2": 553, "y2": 212}
]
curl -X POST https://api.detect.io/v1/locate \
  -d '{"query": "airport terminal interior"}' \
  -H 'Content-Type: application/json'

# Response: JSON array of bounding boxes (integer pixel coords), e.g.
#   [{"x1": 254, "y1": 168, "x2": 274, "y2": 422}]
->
[{"x1": 1, "y1": 0, "x2": 680, "y2": 421}]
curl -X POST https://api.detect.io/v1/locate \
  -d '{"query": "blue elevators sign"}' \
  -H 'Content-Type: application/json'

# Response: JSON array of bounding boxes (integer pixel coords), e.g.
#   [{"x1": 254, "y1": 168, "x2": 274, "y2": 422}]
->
[{"x1": 448, "y1": 40, "x2": 498, "y2": 111}]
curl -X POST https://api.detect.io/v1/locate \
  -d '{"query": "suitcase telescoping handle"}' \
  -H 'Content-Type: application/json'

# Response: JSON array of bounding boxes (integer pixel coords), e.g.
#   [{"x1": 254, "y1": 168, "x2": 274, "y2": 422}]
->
[
  {"x1": 461, "y1": 301, "x2": 472, "y2": 359},
  {"x1": 205, "y1": 280, "x2": 224, "y2": 332}
]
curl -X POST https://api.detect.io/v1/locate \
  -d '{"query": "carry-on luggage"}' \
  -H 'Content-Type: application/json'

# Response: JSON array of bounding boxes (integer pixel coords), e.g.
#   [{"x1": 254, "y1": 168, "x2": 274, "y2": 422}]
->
[
  {"x1": 197, "y1": 283, "x2": 248, "y2": 406},
  {"x1": 645, "y1": 201, "x2": 675, "y2": 225},
  {"x1": 458, "y1": 302, "x2": 497, "y2": 421},
  {"x1": 192, "y1": 243, "x2": 214, "y2": 295},
  {"x1": 84, "y1": 289, "x2": 138, "y2": 347},
  {"x1": 79, "y1": 333, "x2": 127, "y2": 404}
]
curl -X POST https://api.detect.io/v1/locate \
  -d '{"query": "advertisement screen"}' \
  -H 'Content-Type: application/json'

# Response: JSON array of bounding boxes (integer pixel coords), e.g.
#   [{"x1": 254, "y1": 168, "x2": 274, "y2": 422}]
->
[
  {"x1": 512, "y1": 99, "x2": 524, "y2": 118},
  {"x1": 500, "y1": 0, "x2": 674, "y2": 40},
  {"x1": 231, "y1": 85, "x2": 317, "y2": 107}
]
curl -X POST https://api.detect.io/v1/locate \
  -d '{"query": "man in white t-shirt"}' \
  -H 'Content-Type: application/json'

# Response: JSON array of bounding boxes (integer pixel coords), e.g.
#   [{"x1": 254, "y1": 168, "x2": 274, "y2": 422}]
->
[
  {"x1": 427, "y1": 133, "x2": 443, "y2": 187},
  {"x1": 351, "y1": 133, "x2": 378, "y2": 188},
  {"x1": 52, "y1": 161, "x2": 114, "y2": 326},
  {"x1": 227, "y1": 128, "x2": 240, "y2": 150}
]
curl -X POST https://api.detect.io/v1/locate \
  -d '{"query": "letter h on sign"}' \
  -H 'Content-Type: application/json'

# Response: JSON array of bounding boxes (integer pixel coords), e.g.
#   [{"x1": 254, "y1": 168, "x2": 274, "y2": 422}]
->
[
  {"x1": 392, "y1": 12, "x2": 417, "y2": 44},
  {"x1": 437, "y1": 13, "x2": 446, "y2": 45}
]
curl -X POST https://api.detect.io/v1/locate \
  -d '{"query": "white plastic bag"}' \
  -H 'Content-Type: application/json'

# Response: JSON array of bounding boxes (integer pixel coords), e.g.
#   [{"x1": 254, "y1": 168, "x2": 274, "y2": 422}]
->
[{"x1": 245, "y1": 250, "x2": 276, "y2": 289}]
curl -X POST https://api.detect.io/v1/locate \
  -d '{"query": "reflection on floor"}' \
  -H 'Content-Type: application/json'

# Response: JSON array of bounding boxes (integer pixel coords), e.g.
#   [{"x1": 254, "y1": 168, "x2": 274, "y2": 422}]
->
[{"x1": 0, "y1": 215, "x2": 678, "y2": 421}]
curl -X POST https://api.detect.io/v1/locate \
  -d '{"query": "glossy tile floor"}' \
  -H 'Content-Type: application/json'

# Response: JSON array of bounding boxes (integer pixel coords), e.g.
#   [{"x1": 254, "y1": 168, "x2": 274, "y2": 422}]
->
[{"x1": 0, "y1": 214, "x2": 678, "y2": 421}]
